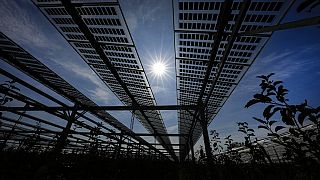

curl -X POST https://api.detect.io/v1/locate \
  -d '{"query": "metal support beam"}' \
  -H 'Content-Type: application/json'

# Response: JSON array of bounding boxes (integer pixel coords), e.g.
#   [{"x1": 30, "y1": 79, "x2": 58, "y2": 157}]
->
[
  {"x1": 200, "y1": 103, "x2": 212, "y2": 163},
  {"x1": 53, "y1": 105, "x2": 78, "y2": 154},
  {"x1": 0, "y1": 105, "x2": 198, "y2": 111},
  {"x1": 60, "y1": 0, "x2": 177, "y2": 161},
  {"x1": 241, "y1": 16, "x2": 320, "y2": 36},
  {"x1": 204, "y1": 0, "x2": 251, "y2": 107},
  {"x1": 183, "y1": 0, "x2": 233, "y2": 159},
  {"x1": 115, "y1": 134, "x2": 123, "y2": 159},
  {"x1": 189, "y1": 136, "x2": 195, "y2": 164},
  {"x1": 0, "y1": 33, "x2": 169, "y2": 160}
]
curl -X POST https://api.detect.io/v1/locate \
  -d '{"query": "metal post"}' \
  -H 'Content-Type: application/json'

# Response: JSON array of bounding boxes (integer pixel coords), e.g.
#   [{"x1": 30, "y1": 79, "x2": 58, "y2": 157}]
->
[
  {"x1": 137, "y1": 143, "x2": 141, "y2": 157},
  {"x1": 190, "y1": 137, "x2": 195, "y2": 163},
  {"x1": 53, "y1": 105, "x2": 78, "y2": 155},
  {"x1": 115, "y1": 134, "x2": 123, "y2": 159},
  {"x1": 200, "y1": 103, "x2": 212, "y2": 163}
]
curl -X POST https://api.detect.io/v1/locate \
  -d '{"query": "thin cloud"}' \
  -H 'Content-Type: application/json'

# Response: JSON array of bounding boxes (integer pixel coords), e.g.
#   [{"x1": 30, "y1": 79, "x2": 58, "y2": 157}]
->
[
  {"x1": 167, "y1": 125, "x2": 178, "y2": 134},
  {"x1": 88, "y1": 88, "x2": 110, "y2": 102},
  {"x1": 0, "y1": 0, "x2": 60, "y2": 51},
  {"x1": 53, "y1": 60, "x2": 102, "y2": 87},
  {"x1": 121, "y1": 0, "x2": 162, "y2": 32},
  {"x1": 152, "y1": 85, "x2": 166, "y2": 94},
  {"x1": 52, "y1": 59, "x2": 111, "y2": 103},
  {"x1": 237, "y1": 45, "x2": 320, "y2": 94}
]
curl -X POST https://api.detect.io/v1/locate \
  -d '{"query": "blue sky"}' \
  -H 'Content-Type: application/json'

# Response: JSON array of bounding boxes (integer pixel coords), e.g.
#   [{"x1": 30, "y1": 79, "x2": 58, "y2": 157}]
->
[{"x1": 0, "y1": 0, "x2": 319, "y2": 151}]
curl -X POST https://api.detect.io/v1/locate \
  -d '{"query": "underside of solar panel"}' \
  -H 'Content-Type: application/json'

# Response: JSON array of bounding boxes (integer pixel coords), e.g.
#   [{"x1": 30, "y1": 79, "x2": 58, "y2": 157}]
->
[
  {"x1": 32, "y1": 0, "x2": 174, "y2": 154},
  {"x1": 0, "y1": 31, "x2": 151, "y2": 146},
  {"x1": 173, "y1": 0, "x2": 291, "y2": 157}
]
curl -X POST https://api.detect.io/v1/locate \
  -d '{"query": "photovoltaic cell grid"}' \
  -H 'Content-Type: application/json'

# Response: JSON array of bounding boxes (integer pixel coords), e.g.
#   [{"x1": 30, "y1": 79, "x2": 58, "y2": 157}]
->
[
  {"x1": 0, "y1": 32, "x2": 151, "y2": 147},
  {"x1": 33, "y1": 0, "x2": 172, "y2": 148},
  {"x1": 173, "y1": 0, "x2": 290, "y2": 153}
]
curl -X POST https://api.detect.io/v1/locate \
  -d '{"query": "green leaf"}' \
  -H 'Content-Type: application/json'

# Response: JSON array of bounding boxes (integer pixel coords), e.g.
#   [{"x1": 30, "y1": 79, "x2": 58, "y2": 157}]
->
[
  {"x1": 257, "y1": 75, "x2": 268, "y2": 81},
  {"x1": 280, "y1": 109, "x2": 295, "y2": 126},
  {"x1": 254, "y1": 94, "x2": 272, "y2": 103},
  {"x1": 237, "y1": 122, "x2": 244, "y2": 126},
  {"x1": 253, "y1": 117, "x2": 267, "y2": 124},
  {"x1": 267, "y1": 73, "x2": 275, "y2": 78},
  {"x1": 298, "y1": 112, "x2": 307, "y2": 126},
  {"x1": 275, "y1": 126, "x2": 285, "y2": 132},
  {"x1": 266, "y1": 92, "x2": 276, "y2": 96},
  {"x1": 263, "y1": 105, "x2": 275, "y2": 120},
  {"x1": 273, "y1": 80, "x2": 283, "y2": 87},
  {"x1": 258, "y1": 125, "x2": 268, "y2": 130},
  {"x1": 238, "y1": 129, "x2": 246, "y2": 133},
  {"x1": 269, "y1": 107, "x2": 282, "y2": 119},
  {"x1": 245, "y1": 99, "x2": 259, "y2": 108},
  {"x1": 268, "y1": 120, "x2": 277, "y2": 126}
]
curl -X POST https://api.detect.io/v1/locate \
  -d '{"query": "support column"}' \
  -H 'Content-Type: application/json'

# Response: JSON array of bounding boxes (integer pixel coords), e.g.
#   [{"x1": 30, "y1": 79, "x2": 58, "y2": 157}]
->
[
  {"x1": 115, "y1": 134, "x2": 123, "y2": 159},
  {"x1": 53, "y1": 105, "x2": 78, "y2": 155},
  {"x1": 189, "y1": 137, "x2": 195, "y2": 163},
  {"x1": 199, "y1": 103, "x2": 212, "y2": 163},
  {"x1": 137, "y1": 143, "x2": 141, "y2": 157}
]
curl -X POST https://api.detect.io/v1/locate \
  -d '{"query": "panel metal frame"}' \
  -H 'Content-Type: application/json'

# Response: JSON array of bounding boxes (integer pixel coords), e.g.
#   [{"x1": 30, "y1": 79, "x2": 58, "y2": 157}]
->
[{"x1": 32, "y1": 0, "x2": 177, "y2": 160}]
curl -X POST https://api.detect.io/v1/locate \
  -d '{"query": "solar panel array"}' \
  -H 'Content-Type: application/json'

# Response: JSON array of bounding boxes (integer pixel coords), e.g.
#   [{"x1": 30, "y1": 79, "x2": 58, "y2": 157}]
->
[
  {"x1": 0, "y1": 31, "x2": 151, "y2": 148},
  {"x1": 173, "y1": 0, "x2": 290, "y2": 155},
  {"x1": 33, "y1": 0, "x2": 173, "y2": 151}
]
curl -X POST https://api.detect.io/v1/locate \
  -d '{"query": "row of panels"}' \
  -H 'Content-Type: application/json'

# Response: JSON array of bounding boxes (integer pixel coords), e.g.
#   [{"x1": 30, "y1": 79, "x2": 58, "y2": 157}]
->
[
  {"x1": 0, "y1": 32, "x2": 153, "y2": 151},
  {"x1": 173, "y1": 0, "x2": 290, "y2": 157},
  {"x1": 32, "y1": 0, "x2": 173, "y2": 150}
]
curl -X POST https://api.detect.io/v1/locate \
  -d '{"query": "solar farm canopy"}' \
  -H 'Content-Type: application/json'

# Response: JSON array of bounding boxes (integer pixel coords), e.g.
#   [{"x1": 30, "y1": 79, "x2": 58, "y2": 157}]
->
[
  {"x1": 33, "y1": 0, "x2": 175, "y2": 157},
  {"x1": 173, "y1": 0, "x2": 290, "y2": 157},
  {"x1": 0, "y1": 31, "x2": 155, "y2": 150}
]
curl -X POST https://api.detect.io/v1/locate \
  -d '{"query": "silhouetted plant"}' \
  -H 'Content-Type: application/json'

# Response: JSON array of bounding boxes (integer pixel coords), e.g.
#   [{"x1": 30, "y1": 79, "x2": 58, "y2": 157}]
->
[
  {"x1": 0, "y1": 80, "x2": 19, "y2": 106},
  {"x1": 88, "y1": 122, "x2": 103, "y2": 155},
  {"x1": 210, "y1": 130, "x2": 223, "y2": 154},
  {"x1": 237, "y1": 122, "x2": 272, "y2": 164},
  {"x1": 245, "y1": 73, "x2": 320, "y2": 164},
  {"x1": 223, "y1": 135, "x2": 242, "y2": 164},
  {"x1": 209, "y1": 130, "x2": 242, "y2": 164},
  {"x1": 198, "y1": 145, "x2": 205, "y2": 162},
  {"x1": 0, "y1": 80, "x2": 21, "y2": 150},
  {"x1": 209, "y1": 130, "x2": 223, "y2": 164}
]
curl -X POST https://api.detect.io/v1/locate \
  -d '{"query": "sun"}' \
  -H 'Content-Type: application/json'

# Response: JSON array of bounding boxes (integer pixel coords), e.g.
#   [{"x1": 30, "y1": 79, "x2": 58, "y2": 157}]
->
[
  {"x1": 145, "y1": 48, "x2": 174, "y2": 86},
  {"x1": 152, "y1": 61, "x2": 167, "y2": 77}
]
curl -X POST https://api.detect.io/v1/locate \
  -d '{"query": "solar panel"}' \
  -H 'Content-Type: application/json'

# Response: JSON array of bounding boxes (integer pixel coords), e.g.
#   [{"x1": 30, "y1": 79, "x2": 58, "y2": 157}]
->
[
  {"x1": 0, "y1": 31, "x2": 152, "y2": 149},
  {"x1": 173, "y1": 0, "x2": 291, "y2": 157},
  {"x1": 32, "y1": 0, "x2": 174, "y2": 151}
]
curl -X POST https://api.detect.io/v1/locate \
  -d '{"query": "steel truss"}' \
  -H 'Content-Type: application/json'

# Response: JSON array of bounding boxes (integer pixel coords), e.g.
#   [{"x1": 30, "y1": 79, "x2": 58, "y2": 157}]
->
[
  {"x1": 0, "y1": 0, "x2": 319, "y2": 162},
  {"x1": 32, "y1": 0, "x2": 177, "y2": 160},
  {"x1": 0, "y1": 32, "x2": 171, "y2": 160}
]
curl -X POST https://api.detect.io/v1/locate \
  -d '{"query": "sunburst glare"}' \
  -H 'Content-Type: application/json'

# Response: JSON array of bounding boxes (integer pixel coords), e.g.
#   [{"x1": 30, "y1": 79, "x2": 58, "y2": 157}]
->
[
  {"x1": 145, "y1": 49, "x2": 174, "y2": 87},
  {"x1": 152, "y1": 61, "x2": 167, "y2": 77}
]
